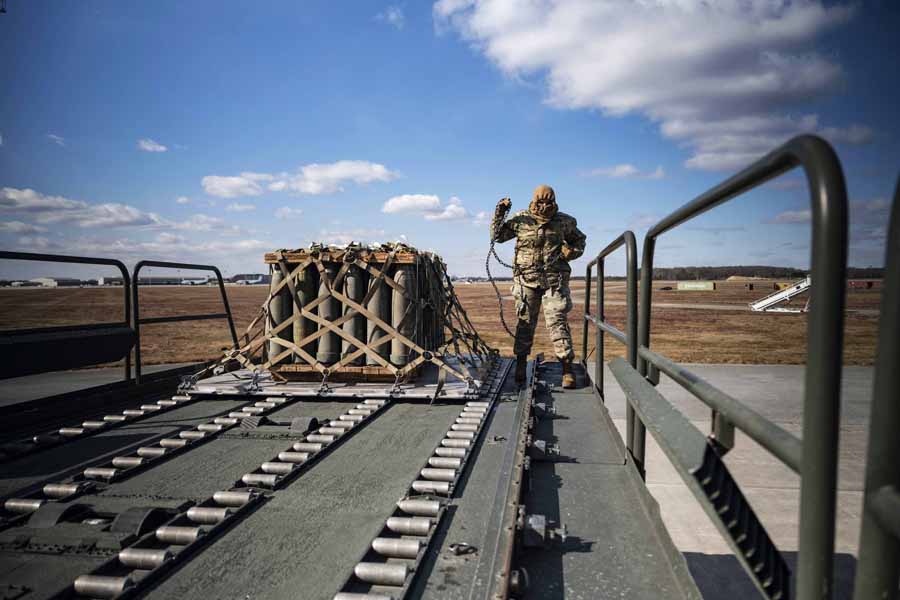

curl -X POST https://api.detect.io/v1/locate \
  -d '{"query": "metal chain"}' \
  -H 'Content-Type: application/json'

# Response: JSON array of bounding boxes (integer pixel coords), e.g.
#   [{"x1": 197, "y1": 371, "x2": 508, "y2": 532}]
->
[{"x1": 485, "y1": 238, "x2": 516, "y2": 338}]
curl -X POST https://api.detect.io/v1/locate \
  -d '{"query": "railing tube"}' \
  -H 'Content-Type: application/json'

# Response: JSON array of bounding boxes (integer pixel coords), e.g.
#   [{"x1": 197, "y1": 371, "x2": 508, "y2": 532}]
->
[{"x1": 852, "y1": 179, "x2": 900, "y2": 600}]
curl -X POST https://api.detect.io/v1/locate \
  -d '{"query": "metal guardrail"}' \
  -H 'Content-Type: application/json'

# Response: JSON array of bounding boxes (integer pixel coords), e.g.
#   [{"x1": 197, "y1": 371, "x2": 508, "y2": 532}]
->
[
  {"x1": 630, "y1": 135, "x2": 848, "y2": 600},
  {"x1": 132, "y1": 260, "x2": 238, "y2": 383},
  {"x1": 0, "y1": 251, "x2": 133, "y2": 381},
  {"x1": 580, "y1": 231, "x2": 642, "y2": 470},
  {"x1": 852, "y1": 178, "x2": 899, "y2": 600}
]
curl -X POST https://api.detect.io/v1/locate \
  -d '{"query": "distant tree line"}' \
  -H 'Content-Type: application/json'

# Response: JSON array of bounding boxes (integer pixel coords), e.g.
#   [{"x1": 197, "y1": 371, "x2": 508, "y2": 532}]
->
[{"x1": 567, "y1": 265, "x2": 884, "y2": 281}]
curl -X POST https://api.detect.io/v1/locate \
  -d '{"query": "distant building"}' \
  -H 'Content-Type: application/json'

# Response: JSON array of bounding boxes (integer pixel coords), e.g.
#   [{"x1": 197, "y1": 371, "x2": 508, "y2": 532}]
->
[{"x1": 29, "y1": 277, "x2": 82, "y2": 288}]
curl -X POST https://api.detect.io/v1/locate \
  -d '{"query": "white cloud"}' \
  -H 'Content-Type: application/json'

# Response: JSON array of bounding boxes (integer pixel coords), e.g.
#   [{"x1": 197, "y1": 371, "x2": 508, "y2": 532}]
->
[
  {"x1": 201, "y1": 172, "x2": 272, "y2": 198},
  {"x1": 587, "y1": 164, "x2": 664, "y2": 179},
  {"x1": 819, "y1": 124, "x2": 874, "y2": 146},
  {"x1": 172, "y1": 214, "x2": 230, "y2": 232},
  {"x1": 765, "y1": 209, "x2": 812, "y2": 224},
  {"x1": 175, "y1": 196, "x2": 191, "y2": 205},
  {"x1": 472, "y1": 210, "x2": 490, "y2": 226},
  {"x1": 383, "y1": 193, "x2": 476, "y2": 222},
  {"x1": 47, "y1": 134, "x2": 66, "y2": 147},
  {"x1": 202, "y1": 161, "x2": 398, "y2": 198},
  {"x1": 382, "y1": 194, "x2": 442, "y2": 214},
  {"x1": 16, "y1": 236, "x2": 58, "y2": 250},
  {"x1": 435, "y1": 0, "x2": 858, "y2": 171},
  {"x1": 424, "y1": 196, "x2": 469, "y2": 221},
  {"x1": 274, "y1": 206, "x2": 303, "y2": 220},
  {"x1": 0, "y1": 221, "x2": 48, "y2": 234},
  {"x1": 281, "y1": 160, "x2": 399, "y2": 195},
  {"x1": 137, "y1": 138, "x2": 168, "y2": 152},
  {"x1": 226, "y1": 202, "x2": 256, "y2": 212},
  {"x1": 34, "y1": 202, "x2": 167, "y2": 228},
  {"x1": 0, "y1": 188, "x2": 88, "y2": 213},
  {"x1": 377, "y1": 5, "x2": 406, "y2": 29}
]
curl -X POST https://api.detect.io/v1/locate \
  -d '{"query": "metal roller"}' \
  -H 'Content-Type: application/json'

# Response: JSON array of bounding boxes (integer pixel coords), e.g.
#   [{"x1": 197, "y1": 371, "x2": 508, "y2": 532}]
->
[
  {"x1": 156, "y1": 525, "x2": 205, "y2": 544},
  {"x1": 254, "y1": 401, "x2": 277, "y2": 408},
  {"x1": 137, "y1": 446, "x2": 167, "y2": 458},
  {"x1": 334, "y1": 593, "x2": 395, "y2": 600},
  {"x1": 213, "y1": 490, "x2": 256, "y2": 507},
  {"x1": 157, "y1": 399, "x2": 178, "y2": 406},
  {"x1": 214, "y1": 417, "x2": 239, "y2": 426},
  {"x1": 4, "y1": 498, "x2": 44, "y2": 513},
  {"x1": 58, "y1": 427, "x2": 85, "y2": 437},
  {"x1": 242, "y1": 406, "x2": 265, "y2": 415},
  {"x1": 197, "y1": 423, "x2": 224, "y2": 433},
  {"x1": 260, "y1": 462, "x2": 294, "y2": 475},
  {"x1": 187, "y1": 506, "x2": 231, "y2": 524},
  {"x1": 412, "y1": 480, "x2": 451, "y2": 495},
  {"x1": 122, "y1": 409, "x2": 145, "y2": 417},
  {"x1": 354, "y1": 562, "x2": 409, "y2": 587},
  {"x1": 342, "y1": 264, "x2": 368, "y2": 366},
  {"x1": 348, "y1": 408, "x2": 373, "y2": 416},
  {"x1": 372, "y1": 537, "x2": 421, "y2": 559},
  {"x1": 293, "y1": 264, "x2": 319, "y2": 363},
  {"x1": 140, "y1": 404, "x2": 162, "y2": 411},
  {"x1": 84, "y1": 467, "x2": 118, "y2": 480},
  {"x1": 267, "y1": 266, "x2": 294, "y2": 365},
  {"x1": 43, "y1": 483, "x2": 87, "y2": 499},
  {"x1": 172, "y1": 394, "x2": 191, "y2": 402},
  {"x1": 421, "y1": 468, "x2": 456, "y2": 482},
  {"x1": 119, "y1": 547, "x2": 172, "y2": 569},
  {"x1": 277, "y1": 451, "x2": 309, "y2": 463},
  {"x1": 462, "y1": 407, "x2": 487, "y2": 415},
  {"x1": 447, "y1": 431, "x2": 475, "y2": 440},
  {"x1": 339, "y1": 414, "x2": 364, "y2": 423},
  {"x1": 397, "y1": 498, "x2": 441, "y2": 517},
  {"x1": 103, "y1": 415, "x2": 127, "y2": 422},
  {"x1": 179, "y1": 430, "x2": 207, "y2": 440},
  {"x1": 317, "y1": 427, "x2": 344, "y2": 436},
  {"x1": 242, "y1": 473, "x2": 280, "y2": 487},
  {"x1": 306, "y1": 434, "x2": 335, "y2": 444},
  {"x1": 390, "y1": 265, "x2": 414, "y2": 366},
  {"x1": 362, "y1": 399, "x2": 386, "y2": 406},
  {"x1": 386, "y1": 517, "x2": 432, "y2": 536},
  {"x1": 428, "y1": 456, "x2": 462, "y2": 469},
  {"x1": 434, "y1": 447, "x2": 466, "y2": 458},
  {"x1": 441, "y1": 438, "x2": 470, "y2": 448},
  {"x1": 293, "y1": 442, "x2": 324, "y2": 452},
  {"x1": 329, "y1": 420, "x2": 354, "y2": 429},
  {"x1": 467, "y1": 401, "x2": 490, "y2": 408},
  {"x1": 265, "y1": 396, "x2": 289, "y2": 404},
  {"x1": 32, "y1": 434, "x2": 58, "y2": 445},
  {"x1": 228, "y1": 412, "x2": 249, "y2": 419},
  {"x1": 366, "y1": 266, "x2": 392, "y2": 366},
  {"x1": 73, "y1": 575, "x2": 134, "y2": 598},
  {"x1": 81, "y1": 420, "x2": 107, "y2": 430},
  {"x1": 316, "y1": 262, "x2": 341, "y2": 365},
  {"x1": 159, "y1": 438, "x2": 188, "y2": 448},
  {"x1": 451, "y1": 424, "x2": 478, "y2": 432},
  {"x1": 456, "y1": 417, "x2": 482, "y2": 424},
  {"x1": 111, "y1": 456, "x2": 143, "y2": 468}
]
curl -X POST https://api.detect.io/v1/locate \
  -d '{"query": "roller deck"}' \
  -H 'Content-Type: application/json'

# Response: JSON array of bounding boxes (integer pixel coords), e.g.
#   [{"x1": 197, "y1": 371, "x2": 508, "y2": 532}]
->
[{"x1": 0, "y1": 358, "x2": 701, "y2": 600}]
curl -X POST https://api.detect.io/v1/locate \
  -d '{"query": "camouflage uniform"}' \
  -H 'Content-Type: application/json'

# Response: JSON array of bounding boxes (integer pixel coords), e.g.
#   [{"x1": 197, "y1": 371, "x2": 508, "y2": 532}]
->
[{"x1": 491, "y1": 202, "x2": 587, "y2": 361}]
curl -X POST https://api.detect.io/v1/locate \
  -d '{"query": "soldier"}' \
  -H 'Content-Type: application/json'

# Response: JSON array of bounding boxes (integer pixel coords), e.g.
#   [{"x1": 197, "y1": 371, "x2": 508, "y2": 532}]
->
[{"x1": 491, "y1": 184, "x2": 587, "y2": 388}]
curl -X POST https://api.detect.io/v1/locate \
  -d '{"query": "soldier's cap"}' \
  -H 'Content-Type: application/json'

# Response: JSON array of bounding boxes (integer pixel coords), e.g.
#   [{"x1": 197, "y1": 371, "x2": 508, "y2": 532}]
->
[{"x1": 532, "y1": 184, "x2": 555, "y2": 203}]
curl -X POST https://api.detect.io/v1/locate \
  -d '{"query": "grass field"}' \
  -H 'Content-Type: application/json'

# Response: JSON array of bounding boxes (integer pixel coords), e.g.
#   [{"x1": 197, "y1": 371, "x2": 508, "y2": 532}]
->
[{"x1": 0, "y1": 280, "x2": 880, "y2": 367}]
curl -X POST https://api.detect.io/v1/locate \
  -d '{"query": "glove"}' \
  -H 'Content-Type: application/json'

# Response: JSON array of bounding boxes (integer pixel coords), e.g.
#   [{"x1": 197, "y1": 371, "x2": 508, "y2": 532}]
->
[
  {"x1": 561, "y1": 245, "x2": 576, "y2": 261},
  {"x1": 495, "y1": 197, "x2": 512, "y2": 217}
]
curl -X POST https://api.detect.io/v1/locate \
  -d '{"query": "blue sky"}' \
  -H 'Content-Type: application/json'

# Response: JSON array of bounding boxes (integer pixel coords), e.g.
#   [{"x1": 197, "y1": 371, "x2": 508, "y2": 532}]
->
[{"x1": 1, "y1": 0, "x2": 897, "y2": 279}]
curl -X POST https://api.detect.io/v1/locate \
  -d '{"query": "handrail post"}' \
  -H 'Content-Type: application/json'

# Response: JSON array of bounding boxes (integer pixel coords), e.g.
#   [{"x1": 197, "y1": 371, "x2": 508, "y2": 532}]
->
[
  {"x1": 624, "y1": 231, "x2": 638, "y2": 461},
  {"x1": 852, "y1": 179, "x2": 900, "y2": 600},
  {"x1": 596, "y1": 257, "x2": 604, "y2": 399},
  {"x1": 582, "y1": 261, "x2": 592, "y2": 366}
]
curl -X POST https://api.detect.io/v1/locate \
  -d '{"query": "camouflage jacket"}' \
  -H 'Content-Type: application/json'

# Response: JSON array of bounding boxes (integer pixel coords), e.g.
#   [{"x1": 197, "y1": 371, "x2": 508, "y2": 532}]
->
[{"x1": 492, "y1": 210, "x2": 587, "y2": 288}]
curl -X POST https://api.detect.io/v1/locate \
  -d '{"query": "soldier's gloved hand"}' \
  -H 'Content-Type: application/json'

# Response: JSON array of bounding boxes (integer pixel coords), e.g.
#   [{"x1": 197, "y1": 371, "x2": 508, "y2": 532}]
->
[
  {"x1": 561, "y1": 245, "x2": 576, "y2": 261},
  {"x1": 495, "y1": 197, "x2": 512, "y2": 217}
]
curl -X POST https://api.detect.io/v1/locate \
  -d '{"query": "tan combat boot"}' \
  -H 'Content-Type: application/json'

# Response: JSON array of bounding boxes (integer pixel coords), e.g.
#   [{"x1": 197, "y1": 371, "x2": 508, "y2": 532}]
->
[
  {"x1": 560, "y1": 358, "x2": 575, "y2": 389},
  {"x1": 515, "y1": 354, "x2": 528, "y2": 385}
]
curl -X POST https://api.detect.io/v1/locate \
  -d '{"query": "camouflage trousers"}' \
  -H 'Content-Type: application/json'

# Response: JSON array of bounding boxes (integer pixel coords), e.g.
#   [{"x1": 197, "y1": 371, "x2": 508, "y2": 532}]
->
[{"x1": 511, "y1": 275, "x2": 574, "y2": 361}]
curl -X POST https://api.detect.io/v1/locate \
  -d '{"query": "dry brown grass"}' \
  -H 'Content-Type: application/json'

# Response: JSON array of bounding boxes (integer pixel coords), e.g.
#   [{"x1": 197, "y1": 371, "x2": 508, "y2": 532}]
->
[{"x1": 0, "y1": 280, "x2": 880, "y2": 367}]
